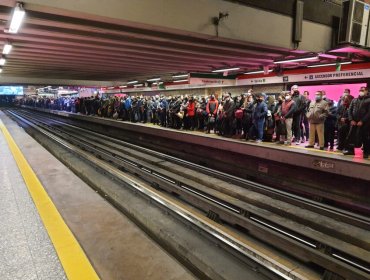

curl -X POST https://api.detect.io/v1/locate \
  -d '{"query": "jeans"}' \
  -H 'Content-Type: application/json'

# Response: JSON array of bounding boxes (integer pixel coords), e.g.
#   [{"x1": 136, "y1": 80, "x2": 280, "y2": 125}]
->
[
  {"x1": 301, "y1": 114, "x2": 309, "y2": 140},
  {"x1": 293, "y1": 114, "x2": 302, "y2": 141},
  {"x1": 249, "y1": 119, "x2": 265, "y2": 141}
]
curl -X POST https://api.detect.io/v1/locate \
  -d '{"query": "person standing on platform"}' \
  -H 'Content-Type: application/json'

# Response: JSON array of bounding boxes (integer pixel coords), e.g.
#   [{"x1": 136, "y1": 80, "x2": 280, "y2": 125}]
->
[
  {"x1": 336, "y1": 94, "x2": 354, "y2": 151},
  {"x1": 305, "y1": 91, "x2": 329, "y2": 150},
  {"x1": 222, "y1": 93, "x2": 236, "y2": 137},
  {"x1": 241, "y1": 94, "x2": 254, "y2": 140},
  {"x1": 159, "y1": 95, "x2": 168, "y2": 127},
  {"x1": 300, "y1": 91, "x2": 310, "y2": 143},
  {"x1": 206, "y1": 94, "x2": 219, "y2": 134},
  {"x1": 343, "y1": 87, "x2": 370, "y2": 158},
  {"x1": 273, "y1": 93, "x2": 284, "y2": 143},
  {"x1": 280, "y1": 92, "x2": 296, "y2": 145},
  {"x1": 124, "y1": 95, "x2": 132, "y2": 121},
  {"x1": 324, "y1": 100, "x2": 337, "y2": 150},
  {"x1": 249, "y1": 93, "x2": 268, "y2": 143},
  {"x1": 186, "y1": 96, "x2": 196, "y2": 130},
  {"x1": 291, "y1": 85, "x2": 306, "y2": 145}
]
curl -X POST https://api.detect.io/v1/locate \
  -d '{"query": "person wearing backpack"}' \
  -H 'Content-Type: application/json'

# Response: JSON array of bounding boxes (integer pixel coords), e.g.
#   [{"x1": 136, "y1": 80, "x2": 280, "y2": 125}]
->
[{"x1": 291, "y1": 85, "x2": 306, "y2": 145}]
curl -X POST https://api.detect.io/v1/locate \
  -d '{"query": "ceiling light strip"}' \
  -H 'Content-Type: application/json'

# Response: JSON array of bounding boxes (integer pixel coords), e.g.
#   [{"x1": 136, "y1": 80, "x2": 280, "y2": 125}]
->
[
  {"x1": 9, "y1": 3, "x2": 26, "y2": 34},
  {"x1": 274, "y1": 56, "x2": 319, "y2": 64},
  {"x1": 212, "y1": 67, "x2": 240, "y2": 73}
]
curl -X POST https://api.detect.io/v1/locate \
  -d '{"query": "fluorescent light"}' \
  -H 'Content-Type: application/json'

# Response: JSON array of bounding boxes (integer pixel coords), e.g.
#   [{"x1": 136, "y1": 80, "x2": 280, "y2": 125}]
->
[
  {"x1": 307, "y1": 61, "x2": 352, "y2": 68},
  {"x1": 2, "y1": 43, "x2": 12, "y2": 55},
  {"x1": 127, "y1": 80, "x2": 138, "y2": 84},
  {"x1": 173, "y1": 79, "x2": 188, "y2": 83},
  {"x1": 245, "y1": 69, "x2": 273, "y2": 75},
  {"x1": 134, "y1": 83, "x2": 144, "y2": 87},
  {"x1": 212, "y1": 67, "x2": 240, "y2": 73},
  {"x1": 274, "y1": 56, "x2": 319, "y2": 64},
  {"x1": 147, "y1": 77, "x2": 161, "y2": 82},
  {"x1": 107, "y1": 87, "x2": 115, "y2": 89},
  {"x1": 0, "y1": 58, "x2": 6, "y2": 66},
  {"x1": 119, "y1": 85, "x2": 127, "y2": 88},
  {"x1": 172, "y1": 74, "x2": 188, "y2": 78},
  {"x1": 9, "y1": 3, "x2": 25, "y2": 34}
]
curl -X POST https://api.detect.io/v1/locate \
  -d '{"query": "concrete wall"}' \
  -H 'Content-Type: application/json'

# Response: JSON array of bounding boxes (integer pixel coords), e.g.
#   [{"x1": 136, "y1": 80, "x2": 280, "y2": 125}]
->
[{"x1": 25, "y1": 0, "x2": 333, "y2": 52}]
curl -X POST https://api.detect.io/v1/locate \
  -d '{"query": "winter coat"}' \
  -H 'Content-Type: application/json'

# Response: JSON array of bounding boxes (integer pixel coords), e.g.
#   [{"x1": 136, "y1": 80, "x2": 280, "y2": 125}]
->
[
  {"x1": 252, "y1": 101, "x2": 268, "y2": 121},
  {"x1": 223, "y1": 99, "x2": 235, "y2": 118},
  {"x1": 292, "y1": 93, "x2": 306, "y2": 115},
  {"x1": 306, "y1": 100, "x2": 329, "y2": 124},
  {"x1": 348, "y1": 95, "x2": 370, "y2": 124},
  {"x1": 187, "y1": 101, "x2": 196, "y2": 117},
  {"x1": 281, "y1": 100, "x2": 296, "y2": 119},
  {"x1": 206, "y1": 99, "x2": 219, "y2": 115}
]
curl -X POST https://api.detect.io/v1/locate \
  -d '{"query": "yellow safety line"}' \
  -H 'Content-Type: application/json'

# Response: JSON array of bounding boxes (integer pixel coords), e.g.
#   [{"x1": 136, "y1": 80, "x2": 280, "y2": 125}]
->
[{"x1": 0, "y1": 119, "x2": 100, "y2": 280}]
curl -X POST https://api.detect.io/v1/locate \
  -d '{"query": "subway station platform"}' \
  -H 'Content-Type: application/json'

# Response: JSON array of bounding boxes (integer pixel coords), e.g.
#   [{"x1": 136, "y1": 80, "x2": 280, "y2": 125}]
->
[
  {"x1": 24, "y1": 107, "x2": 370, "y2": 176},
  {"x1": 0, "y1": 111, "x2": 195, "y2": 280},
  {"x1": 20, "y1": 106, "x2": 370, "y2": 214}
]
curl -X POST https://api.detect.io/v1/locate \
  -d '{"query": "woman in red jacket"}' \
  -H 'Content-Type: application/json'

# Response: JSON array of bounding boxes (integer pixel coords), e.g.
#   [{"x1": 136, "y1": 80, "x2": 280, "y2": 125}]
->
[{"x1": 186, "y1": 96, "x2": 196, "y2": 130}]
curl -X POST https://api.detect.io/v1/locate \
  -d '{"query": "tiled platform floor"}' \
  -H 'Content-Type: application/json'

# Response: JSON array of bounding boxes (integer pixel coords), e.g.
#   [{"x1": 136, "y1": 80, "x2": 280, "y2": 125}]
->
[{"x1": 0, "y1": 130, "x2": 66, "y2": 280}]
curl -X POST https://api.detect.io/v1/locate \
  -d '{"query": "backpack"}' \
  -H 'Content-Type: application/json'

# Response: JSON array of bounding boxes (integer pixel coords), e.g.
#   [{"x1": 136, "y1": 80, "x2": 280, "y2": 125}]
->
[{"x1": 235, "y1": 109, "x2": 243, "y2": 119}]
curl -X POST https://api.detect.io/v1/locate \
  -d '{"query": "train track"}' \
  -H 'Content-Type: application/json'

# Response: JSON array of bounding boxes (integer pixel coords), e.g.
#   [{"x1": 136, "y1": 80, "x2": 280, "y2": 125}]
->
[{"x1": 7, "y1": 109, "x2": 370, "y2": 280}]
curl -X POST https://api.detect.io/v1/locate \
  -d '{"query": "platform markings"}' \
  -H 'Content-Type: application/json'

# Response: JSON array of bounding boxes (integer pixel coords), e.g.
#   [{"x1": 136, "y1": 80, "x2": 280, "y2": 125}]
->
[{"x1": 0, "y1": 119, "x2": 100, "y2": 280}]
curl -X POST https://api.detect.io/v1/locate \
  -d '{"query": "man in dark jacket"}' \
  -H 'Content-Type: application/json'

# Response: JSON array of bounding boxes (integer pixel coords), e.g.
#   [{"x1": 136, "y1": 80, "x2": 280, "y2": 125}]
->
[
  {"x1": 343, "y1": 87, "x2": 370, "y2": 158},
  {"x1": 222, "y1": 93, "x2": 235, "y2": 137},
  {"x1": 249, "y1": 93, "x2": 268, "y2": 143},
  {"x1": 324, "y1": 100, "x2": 337, "y2": 150},
  {"x1": 291, "y1": 85, "x2": 306, "y2": 145}
]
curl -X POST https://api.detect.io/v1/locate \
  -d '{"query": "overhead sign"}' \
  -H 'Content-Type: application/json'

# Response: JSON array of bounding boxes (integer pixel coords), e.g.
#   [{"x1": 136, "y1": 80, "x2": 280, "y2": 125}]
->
[
  {"x1": 236, "y1": 76, "x2": 283, "y2": 86},
  {"x1": 190, "y1": 78, "x2": 235, "y2": 87},
  {"x1": 237, "y1": 68, "x2": 370, "y2": 85},
  {"x1": 0, "y1": 86, "x2": 24, "y2": 95},
  {"x1": 287, "y1": 69, "x2": 370, "y2": 83}
]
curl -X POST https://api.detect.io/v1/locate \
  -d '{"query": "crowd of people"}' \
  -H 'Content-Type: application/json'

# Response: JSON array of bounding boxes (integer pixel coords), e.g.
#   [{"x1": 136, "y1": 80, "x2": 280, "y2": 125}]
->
[{"x1": 20, "y1": 84, "x2": 370, "y2": 159}]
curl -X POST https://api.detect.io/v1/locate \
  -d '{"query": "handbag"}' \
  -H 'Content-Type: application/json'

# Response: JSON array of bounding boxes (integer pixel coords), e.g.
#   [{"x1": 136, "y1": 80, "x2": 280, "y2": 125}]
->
[
  {"x1": 209, "y1": 116, "x2": 215, "y2": 123},
  {"x1": 113, "y1": 111, "x2": 119, "y2": 120},
  {"x1": 177, "y1": 111, "x2": 184, "y2": 119},
  {"x1": 235, "y1": 109, "x2": 243, "y2": 119}
]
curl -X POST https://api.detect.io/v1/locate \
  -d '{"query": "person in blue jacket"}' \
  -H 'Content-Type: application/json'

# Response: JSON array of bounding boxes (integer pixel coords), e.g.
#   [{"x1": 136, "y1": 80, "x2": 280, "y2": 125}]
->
[
  {"x1": 124, "y1": 96, "x2": 132, "y2": 121},
  {"x1": 249, "y1": 93, "x2": 268, "y2": 143}
]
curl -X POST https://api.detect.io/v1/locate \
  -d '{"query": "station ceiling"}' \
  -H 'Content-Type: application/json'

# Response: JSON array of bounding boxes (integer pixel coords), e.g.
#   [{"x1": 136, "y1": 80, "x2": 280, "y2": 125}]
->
[{"x1": 0, "y1": 1, "x2": 347, "y2": 83}]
